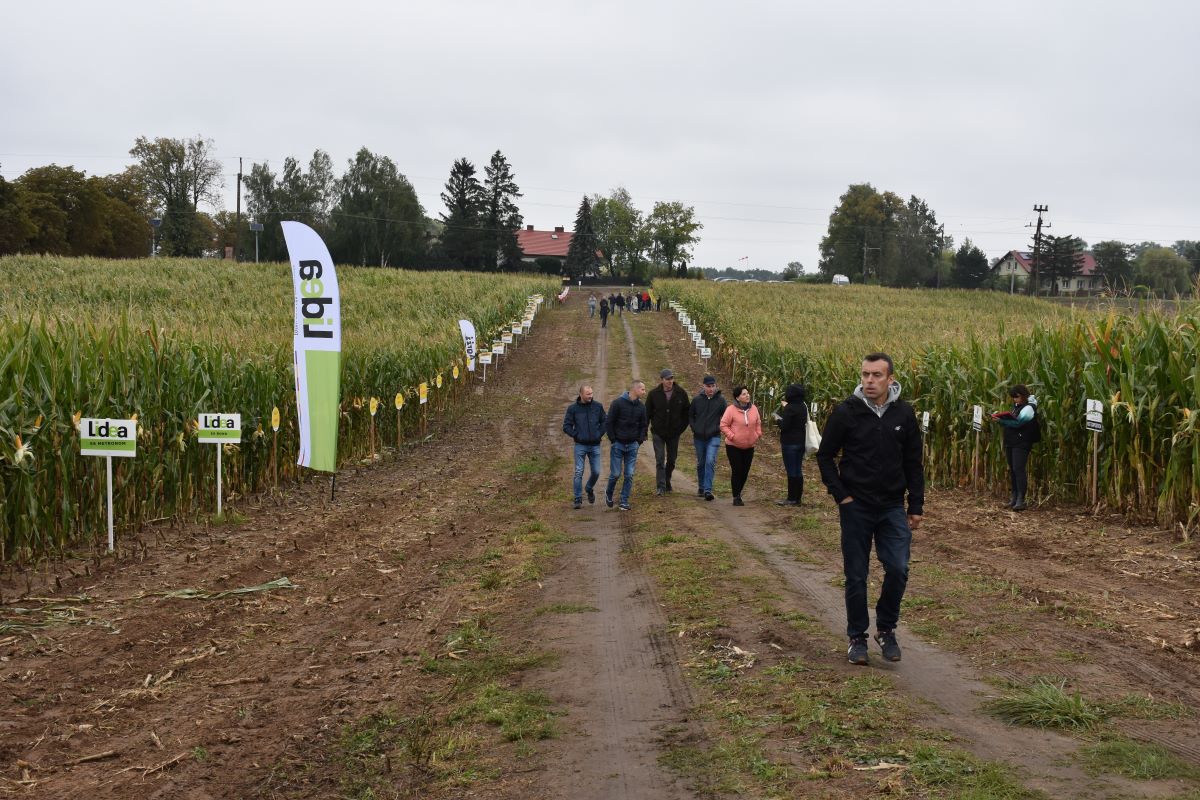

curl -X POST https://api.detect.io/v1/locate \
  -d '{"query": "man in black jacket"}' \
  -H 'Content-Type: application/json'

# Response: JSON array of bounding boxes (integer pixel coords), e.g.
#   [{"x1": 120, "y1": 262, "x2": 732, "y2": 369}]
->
[
  {"x1": 817, "y1": 353, "x2": 924, "y2": 667},
  {"x1": 562, "y1": 384, "x2": 607, "y2": 509},
  {"x1": 689, "y1": 375, "x2": 726, "y2": 500},
  {"x1": 605, "y1": 379, "x2": 648, "y2": 511},
  {"x1": 645, "y1": 368, "x2": 692, "y2": 495}
]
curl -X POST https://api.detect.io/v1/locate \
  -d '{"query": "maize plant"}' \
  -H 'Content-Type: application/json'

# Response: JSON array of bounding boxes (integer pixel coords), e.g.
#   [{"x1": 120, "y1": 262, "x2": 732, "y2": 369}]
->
[
  {"x1": 657, "y1": 279, "x2": 1199, "y2": 533},
  {"x1": 0, "y1": 255, "x2": 555, "y2": 562}
]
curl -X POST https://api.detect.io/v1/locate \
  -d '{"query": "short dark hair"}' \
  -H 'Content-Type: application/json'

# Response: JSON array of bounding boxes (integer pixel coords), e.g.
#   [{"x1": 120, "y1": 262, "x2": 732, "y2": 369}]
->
[
  {"x1": 1009, "y1": 384, "x2": 1030, "y2": 399},
  {"x1": 862, "y1": 352, "x2": 894, "y2": 375},
  {"x1": 731, "y1": 384, "x2": 749, "y2": 399}
]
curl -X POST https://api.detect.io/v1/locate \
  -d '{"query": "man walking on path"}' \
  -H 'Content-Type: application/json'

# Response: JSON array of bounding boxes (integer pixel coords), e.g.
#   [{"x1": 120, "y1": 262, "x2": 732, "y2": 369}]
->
[
  {"x1": 605, "y1": 379, "x2": 648, "y2": 511},
  {"x1": 816, "y1": 352, "x2": 924, "y2": 666},
  {"x1": 646, "y1": 368, "x2": 691, "y2": 495},
  {"x1": 689, "y1": 375, "x2": 726, "y2": 501},
  {"x1": 587, "y1": 294, "x2": 597, "y2": 318},
  {"x1": 562, "y1": 384, "x2": 606, "y2": 509}
]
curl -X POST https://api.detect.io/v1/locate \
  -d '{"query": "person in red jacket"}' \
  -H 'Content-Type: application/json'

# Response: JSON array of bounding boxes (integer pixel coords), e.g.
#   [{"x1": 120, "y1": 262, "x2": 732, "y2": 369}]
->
[{"x1": 719, "y1": 384, "x2": 762, "y2": 506}]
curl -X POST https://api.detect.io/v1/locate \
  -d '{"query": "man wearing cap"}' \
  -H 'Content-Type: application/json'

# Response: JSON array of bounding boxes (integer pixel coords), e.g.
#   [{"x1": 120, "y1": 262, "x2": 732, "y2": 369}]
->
[
  {"x1": 689, "y1": 375, "x2": 727, "y2": 500},
  {"x1": 645, "y1": 369, "x2": 692, "y2": 495}
]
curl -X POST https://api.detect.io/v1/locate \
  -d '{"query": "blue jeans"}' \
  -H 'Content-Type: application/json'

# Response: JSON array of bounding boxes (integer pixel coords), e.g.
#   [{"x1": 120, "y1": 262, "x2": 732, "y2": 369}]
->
[
  {"x1": 693, "y1": 435, "x2": 720, "y2": 493},
  {"x1": 781, "y1": 444, "x2": 804, "y2": 478},
  {"x1": 573, "y1": 443, "x2": 601, "y2": 501},
  {"x1": 606, "y1": 441, "x2": 639, "y2": 505},
  {"x1": 839, "y1": 501, "x2": 911, "y2": 638}
]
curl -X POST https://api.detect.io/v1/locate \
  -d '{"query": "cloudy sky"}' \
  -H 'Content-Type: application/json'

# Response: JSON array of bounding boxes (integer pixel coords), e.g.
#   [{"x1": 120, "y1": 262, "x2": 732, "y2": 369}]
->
[{"x1": 3, "y1": 1, "x2": 1197, "y2": 271}]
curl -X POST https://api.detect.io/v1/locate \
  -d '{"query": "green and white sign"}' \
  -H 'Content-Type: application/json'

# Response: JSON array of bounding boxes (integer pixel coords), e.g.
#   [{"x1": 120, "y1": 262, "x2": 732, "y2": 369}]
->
[
  {"x1": 283, "y1": 221, "x2": 342, "y2": 473},
  {"x1": 198, "y1": 413, "x2": 242, "y2": 443},
  {"x1": 80, "y1": 418, "x2": 137, "y2": 457}
]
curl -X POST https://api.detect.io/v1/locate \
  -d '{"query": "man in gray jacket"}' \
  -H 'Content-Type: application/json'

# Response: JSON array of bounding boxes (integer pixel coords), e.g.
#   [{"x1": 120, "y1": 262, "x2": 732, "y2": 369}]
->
[{"x1": 689, "y1": 375, "x2": 726, "y2": 501}]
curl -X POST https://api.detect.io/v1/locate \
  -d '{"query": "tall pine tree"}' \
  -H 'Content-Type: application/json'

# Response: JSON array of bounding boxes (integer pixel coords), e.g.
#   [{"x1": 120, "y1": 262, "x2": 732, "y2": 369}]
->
[
  {"x1": 439, "y1": 158, "x2": 485, "y2": 270},
  {"x1": 482, "y1": 151, "x2": 523, "y2": 271},
  {"x1": 564, "y1": 196, "x2": 599, "y2": 279}
]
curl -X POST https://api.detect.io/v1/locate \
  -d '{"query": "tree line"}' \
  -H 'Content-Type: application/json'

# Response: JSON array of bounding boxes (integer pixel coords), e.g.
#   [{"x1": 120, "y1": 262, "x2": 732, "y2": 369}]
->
[
  {"x1": 816, "y1": 183, "x2": 1198, "y2": 295},
  {"x1": 0, "y1": 136, "x2": 708, "y2": 281}
]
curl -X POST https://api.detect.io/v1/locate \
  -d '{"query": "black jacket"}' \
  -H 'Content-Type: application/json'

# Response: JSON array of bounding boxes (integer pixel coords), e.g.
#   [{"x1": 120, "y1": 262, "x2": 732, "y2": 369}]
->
[
  {"x1": 816, "y1": 388, "x2": 924, "y2": 515},
  {"x1": 562, "y1": 397, "x2": 607, "y2": 445},
  {"x1": 777, "y1": 383, "x2": 808, "y2": 446},
  {"x1": 645, "y1": 383, "x2": 691, "y2": 439},
  {"x1": 606, "y1": 392, "x2": 648, "y2": 444},
  {"x1": 1001, "y1": 400, "x2": 1041, "y2": 449},
  {"x1": 689, "y1": 390, "x2": 727, "y2": 438}
]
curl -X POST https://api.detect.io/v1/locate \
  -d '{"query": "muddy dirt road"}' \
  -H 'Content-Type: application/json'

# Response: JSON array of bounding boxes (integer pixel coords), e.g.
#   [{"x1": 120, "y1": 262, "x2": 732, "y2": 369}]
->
[{"x1": 2, "y1": 294, "x2": 1198, "y2": 799}]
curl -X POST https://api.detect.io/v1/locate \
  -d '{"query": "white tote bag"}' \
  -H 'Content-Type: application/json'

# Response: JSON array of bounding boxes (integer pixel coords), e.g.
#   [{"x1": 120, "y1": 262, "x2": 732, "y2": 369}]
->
[{"x1": 804, "y1": 403, "x2": 821, "y2": 456}]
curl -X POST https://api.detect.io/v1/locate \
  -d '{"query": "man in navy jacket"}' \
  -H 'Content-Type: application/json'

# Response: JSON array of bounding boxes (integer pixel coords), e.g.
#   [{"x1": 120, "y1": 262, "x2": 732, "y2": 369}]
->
[{"x1": 562, "y1": 385, "x2": 607, "y2": 509}]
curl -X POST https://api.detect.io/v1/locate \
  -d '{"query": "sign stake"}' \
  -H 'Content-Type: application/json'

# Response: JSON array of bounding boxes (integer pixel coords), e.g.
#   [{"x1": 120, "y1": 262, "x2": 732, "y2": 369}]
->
[{"x1": 106, "y1": 455, "x2": 114, "y2": 552}]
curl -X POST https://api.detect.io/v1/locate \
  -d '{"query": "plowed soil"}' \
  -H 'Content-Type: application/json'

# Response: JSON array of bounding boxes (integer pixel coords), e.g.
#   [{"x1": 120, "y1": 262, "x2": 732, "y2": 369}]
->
[{"x1": 2, "y1": 292, "x2": 1198, "y2": 799}]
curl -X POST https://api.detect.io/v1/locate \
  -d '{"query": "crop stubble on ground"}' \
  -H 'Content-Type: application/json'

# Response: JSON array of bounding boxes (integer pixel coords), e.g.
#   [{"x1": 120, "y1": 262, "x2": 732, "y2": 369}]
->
[{"x1": 2, "y1": 293, "x2": 1198, "y2": 799}]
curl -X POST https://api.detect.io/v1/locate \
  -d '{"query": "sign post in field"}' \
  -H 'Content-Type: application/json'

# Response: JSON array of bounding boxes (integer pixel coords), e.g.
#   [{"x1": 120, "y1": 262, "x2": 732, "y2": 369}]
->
[
  {"x1": 80, "y1": 418, "x2": 137, "y2": 551},
  {"x1": 199, "y1": 413, "x2": 241, "y2": 517},
  {"x1": 971, "y1": 405, "x2": 983, "y2": 489},
  {"x1": 1086, "y1": 399, "x2": 1103, "y2": 506}
]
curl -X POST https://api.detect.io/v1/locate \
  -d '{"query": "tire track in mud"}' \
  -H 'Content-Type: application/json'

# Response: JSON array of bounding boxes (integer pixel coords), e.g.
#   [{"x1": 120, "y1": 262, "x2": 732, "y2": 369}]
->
[
  {"x1": 525, "y1": 302, "x2": 696, "y2": 800},
  {"x1": 633, "y1": 307, "x2": 1181, "y2": 800}
]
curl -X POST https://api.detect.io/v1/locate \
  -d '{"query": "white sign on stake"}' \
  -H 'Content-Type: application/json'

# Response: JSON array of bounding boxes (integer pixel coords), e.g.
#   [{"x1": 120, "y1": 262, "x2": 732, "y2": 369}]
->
[
  {"x1": 479, "y1": 352, "x2": 493, "y2": 365},
  {"x1": 972, "y1": 405, "x2": 983, "y2": 432},
  {"x1": 502, "y1": 333, "x2": 514, "y2": 344},
  {"x1": 922, "y1": 411, "x2": 930, "y2": 433},
  {"x1": 1086, "y1": 398, "x2": 1104, "y2": 432},
  {"x1": 700, "y1": 347, "x2": 712, "y2": 359},
  {"x1": 80, "y1": 418, "x2": 137, "y2": 552},
  {"x1": 199, "y1": 413, "x2": 241, "y2": 517}
]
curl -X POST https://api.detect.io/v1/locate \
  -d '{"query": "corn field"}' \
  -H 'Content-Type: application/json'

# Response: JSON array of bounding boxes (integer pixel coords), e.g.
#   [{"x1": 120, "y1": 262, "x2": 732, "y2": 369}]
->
[
  {"x1": 657, "y1": 280, "x2": 1200, "y2": 533},
  {"x1": 0, "y1": 255, "x2": 556, "y2": 562}
]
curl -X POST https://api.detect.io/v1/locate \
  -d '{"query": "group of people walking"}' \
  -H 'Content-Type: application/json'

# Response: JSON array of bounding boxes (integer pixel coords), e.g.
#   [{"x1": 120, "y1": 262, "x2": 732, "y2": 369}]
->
[
  {"x1": 563, "y1": 350, "x2": 1039, "y2": 668},
  {"x1": 588, "y1": 291, "x2": 658, "y2": 328}
]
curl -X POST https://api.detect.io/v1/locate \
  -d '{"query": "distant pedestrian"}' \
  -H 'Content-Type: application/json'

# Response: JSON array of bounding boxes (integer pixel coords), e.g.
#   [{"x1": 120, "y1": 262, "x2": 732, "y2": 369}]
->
[
  {"x1": 816, "y1": 352, "x2": 924, "y2": 666},
  {"x1": 598, "y1": 298, "x2": 609, "y2": 328},
  {"x1": 992, "y1": 384, "x2": 1040, "y2": 511},
  {"x1": 562, "y1": 385, "x2": 606, "y2": 509},
  {"x1": 656, "y1": 294, "x2": 662, "y2": 312},
  {"x1": 774, "y1": 383, "x2": 808, "y2": 506},
  {"x1": 605, "y1": 380, "x2": 648, "y2": 511},
  {"x1": 646, "y1": 368, "x2": 691, "y2": 495},
  {"x1": 641, "y1": 290, "x2": 651, "y2": 311},
  {"x1": 614, "y1": 293, "x2": 625, "y2": 316},
  {"x1": 689, "y1": 374, "x2": 726, "y2": 500},
  {"x1": 720, "y1": 384, "x2": 762, "y2": 506},
  {"x1": 587, "y1": 293, "x2": 597, "y2": 318}
]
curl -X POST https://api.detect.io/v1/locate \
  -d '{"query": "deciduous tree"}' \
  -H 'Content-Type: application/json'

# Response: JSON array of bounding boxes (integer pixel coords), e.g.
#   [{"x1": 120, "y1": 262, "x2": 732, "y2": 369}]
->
[
  {"x1": 647, "y1": 200, "x2": 702, "y2": 277},
  {"x1": 1092, "y1": 240, "x2": 1134, "y2": 293},
  {"x1": 591, "y1": 187, "x2": 647, "y2": 281},
  {"x1": 329, "y1": 148, "x2": 425, "y2": 268}
]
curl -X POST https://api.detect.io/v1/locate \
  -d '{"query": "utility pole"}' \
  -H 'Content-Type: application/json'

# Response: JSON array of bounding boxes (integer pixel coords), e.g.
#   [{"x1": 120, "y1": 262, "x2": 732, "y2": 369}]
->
[
  {"x1": 1026, "y1": 205, "x2": 1049, "y2": 296},
  {"x1": 234, "y1": 157, "x2": 243, "y2": 262},
  {"x1": 862, "y1": 241, "x2": 881, "y2": 283}
]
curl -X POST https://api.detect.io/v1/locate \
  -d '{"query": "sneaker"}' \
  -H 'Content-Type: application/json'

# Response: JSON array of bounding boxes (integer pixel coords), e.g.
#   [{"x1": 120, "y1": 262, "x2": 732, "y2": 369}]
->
[
  {"x1": 847, "y1": 635, "x2": 869, "y2": 665},
  {"x1": 655, "y1": 487, "x2": 665, "y2": 496},
  {"x1": 775, "y1": 498, "x2": 799, "y2": 506},
  {"x1": 587, "y1": 488, "x2": 595, "y2": 504},
  {"x1": 874, "y1": 630, "x2": 902, "y2": 662},
  {"x1": 618, "y1": 503, "x2": 631, "y2": 511},
  {"x1": 696, "y1": 489, "x2": 705, "y2": 498},
  {"x1": 605, "y1": 492, "x2": 614, "y2": 508},
  {"x1": 573, "y1": 499, "x2": 582, "y2": 510},
  {"x1": 732, "y1": 496, "x2": 745, "y2": 506},
  {"x1": 705, "y1": 492, "x2": 714, "y2": 501}
]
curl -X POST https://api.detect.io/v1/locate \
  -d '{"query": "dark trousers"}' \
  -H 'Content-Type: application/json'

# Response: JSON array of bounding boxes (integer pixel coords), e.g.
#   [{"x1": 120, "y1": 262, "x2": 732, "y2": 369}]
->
[
  {"x1": 781, "y1": 443, "x2": 805, "y2": 501},
  {"x1": 600, "y1": 314, "x2": 608, "y2": 328},
  {"x1": 652, "y1": 433, "x2": 680, "y2": 490},
  {"x1": 839, "y1": 501, "x2": 911, "y2": 638},
  {"x1": 726, "y1": 445, "x2": 755, "y2": 497},
  {"x1": 1005, "y1": 445, "x2": 1030, "y2": 500}
]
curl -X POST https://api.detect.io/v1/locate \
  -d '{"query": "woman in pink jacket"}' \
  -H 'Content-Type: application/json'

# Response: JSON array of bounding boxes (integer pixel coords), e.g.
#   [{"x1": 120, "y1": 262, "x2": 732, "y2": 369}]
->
[{"x1": 720, "y1": 384, "x2": 763, "y2": 506}]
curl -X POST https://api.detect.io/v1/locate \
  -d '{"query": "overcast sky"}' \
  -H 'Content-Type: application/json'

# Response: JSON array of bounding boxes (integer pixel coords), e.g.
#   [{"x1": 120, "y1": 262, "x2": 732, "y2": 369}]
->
[{"x1": 4, "y1": 1, "x2": 1198, "y2": 271}]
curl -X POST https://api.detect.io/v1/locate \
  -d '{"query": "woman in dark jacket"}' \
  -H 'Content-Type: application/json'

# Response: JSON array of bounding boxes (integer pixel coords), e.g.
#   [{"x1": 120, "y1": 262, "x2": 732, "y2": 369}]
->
[
  {"x1": 775, "y1": 383, "x2": 808, "y2": 505},
  {"x1": 993, "y1": 384, "x2": 1040, "y2": 511}
]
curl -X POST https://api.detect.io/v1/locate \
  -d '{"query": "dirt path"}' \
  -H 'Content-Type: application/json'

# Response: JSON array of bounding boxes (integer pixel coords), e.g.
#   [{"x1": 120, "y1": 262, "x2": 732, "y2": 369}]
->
[
  {"x1": 524, "y1": 306, "x2": 697, "y2": 799},
  {"x1": 626, "y1": 304, "x2": 1200, "y2": 798},
  {"x1": 3, "y1": 293, "x2": 1198, "y2": 799}
]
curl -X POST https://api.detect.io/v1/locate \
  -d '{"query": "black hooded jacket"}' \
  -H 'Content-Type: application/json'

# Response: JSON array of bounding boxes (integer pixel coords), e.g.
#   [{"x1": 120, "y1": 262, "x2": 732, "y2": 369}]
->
[
  {"x1": 562, "y1": 397, "x2": 607, "y2": 445},
  {"x1": 777, "y1": 383, "x2": 808, "y2": 447},
  {"x1": 816, "y1": 384, "x2": 924, "y2": 516},
  {"x1": 689, "y1": 389, "x2": 727, "y2": 439}
]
